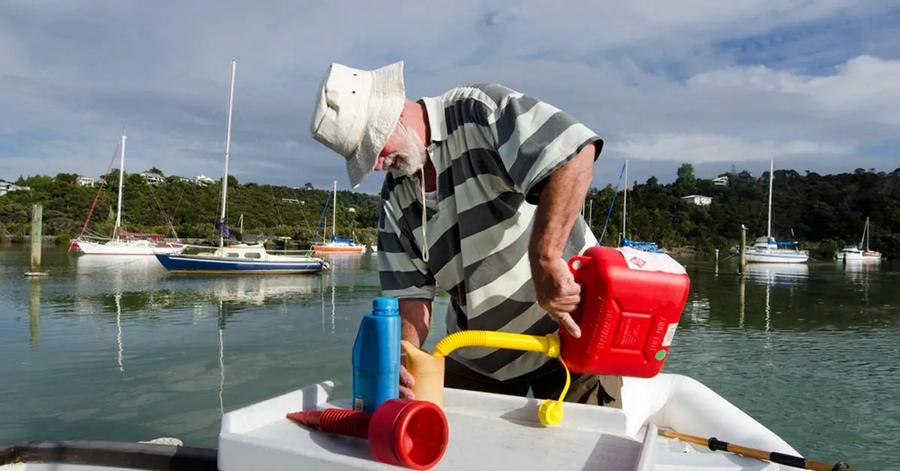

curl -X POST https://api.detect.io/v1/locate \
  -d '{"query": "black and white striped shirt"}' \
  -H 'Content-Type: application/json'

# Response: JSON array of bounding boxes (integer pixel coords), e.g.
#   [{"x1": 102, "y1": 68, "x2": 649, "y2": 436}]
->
[{"x1": 377, "y1": 84, "x2": 603, "y2": 381}]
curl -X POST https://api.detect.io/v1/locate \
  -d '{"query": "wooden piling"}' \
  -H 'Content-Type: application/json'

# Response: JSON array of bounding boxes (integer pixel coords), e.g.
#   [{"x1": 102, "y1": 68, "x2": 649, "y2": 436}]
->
[
  {"x1": 25, "y1": 204, "x2": 48, "y2": 277},
  {"x1": 739, "y1": 224, "x2": 747, "y2": 274}
]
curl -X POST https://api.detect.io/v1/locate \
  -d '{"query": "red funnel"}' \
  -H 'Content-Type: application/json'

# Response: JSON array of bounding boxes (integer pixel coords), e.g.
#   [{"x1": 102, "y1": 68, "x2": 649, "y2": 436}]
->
[{"x1": 287, "y1": 399, "x2": 449, "y2": 470}]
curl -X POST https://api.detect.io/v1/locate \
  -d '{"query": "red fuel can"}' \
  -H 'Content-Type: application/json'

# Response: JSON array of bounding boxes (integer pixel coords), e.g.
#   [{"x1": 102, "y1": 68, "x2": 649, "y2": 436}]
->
[{"x1": 560, "y1": 246, "x2": 690, "y2": 377}]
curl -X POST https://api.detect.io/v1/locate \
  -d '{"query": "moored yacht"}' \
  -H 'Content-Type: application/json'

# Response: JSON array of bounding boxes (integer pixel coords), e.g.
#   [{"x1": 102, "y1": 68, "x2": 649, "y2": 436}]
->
[
  {"x1": 746, "y1": 160, "x2": 808, "y2": 264},
  {"x1": 154, "y1": 60, "x2": 323, "y2": 275}
]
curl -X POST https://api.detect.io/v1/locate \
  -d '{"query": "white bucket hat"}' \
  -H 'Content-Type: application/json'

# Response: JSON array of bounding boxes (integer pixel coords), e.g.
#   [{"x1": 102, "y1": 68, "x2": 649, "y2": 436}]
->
[{"x1": 311, "y1": 61, "x2": 405, "y2": 189}]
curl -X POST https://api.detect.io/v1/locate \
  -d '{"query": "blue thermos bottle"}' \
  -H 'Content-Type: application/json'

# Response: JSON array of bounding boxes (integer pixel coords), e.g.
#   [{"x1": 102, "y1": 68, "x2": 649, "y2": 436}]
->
[{"x1": 352, "y1": 297, "x2": 401, "y2": 412}]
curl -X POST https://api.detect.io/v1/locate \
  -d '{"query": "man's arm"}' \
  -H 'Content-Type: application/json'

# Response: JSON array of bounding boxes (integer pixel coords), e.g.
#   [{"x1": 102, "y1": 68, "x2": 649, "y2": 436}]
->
[
  {"x1": 399, "y1": 298, "x2": 432, "y2": 399},
  {"x1": 528, "y1": 143, "x2": 595, "y2": 338}
]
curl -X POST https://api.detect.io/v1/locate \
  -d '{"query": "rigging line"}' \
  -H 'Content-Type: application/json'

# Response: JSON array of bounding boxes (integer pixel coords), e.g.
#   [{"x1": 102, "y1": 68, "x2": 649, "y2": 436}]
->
[
  {"x1": 166, "y1": 185, "x2": 188, "y2": 240},
  {"x1": 144, "y1": 180, "x2": 181, "y2": 240},
  {"x1": 76, "y1": 141, "x2": 122, "y2": 240},
  {"x1": 312, "y1": 190, "x2": 332, "y2": 243},
  {"x1": 597, "y1": 162, "x2": 627, "y2": 245}
]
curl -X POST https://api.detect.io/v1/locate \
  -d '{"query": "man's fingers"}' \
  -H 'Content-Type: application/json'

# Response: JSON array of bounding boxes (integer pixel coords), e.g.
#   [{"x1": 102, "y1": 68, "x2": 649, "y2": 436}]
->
[
  {"x1": 546, "y1": 297, "x2": 580, "y2": 314},
  {"x1": 554, "y1": 311, "x2": 582, "y2": 338},
  {"x1": 400, "y1": 364, "x2": 416, "y2": 399},
  {"x1": 399, "y1": 366, "x2": 416, "y2": 387},
  {"x1": 561, "y1": 281, "x2": 581, "y2": 297},
  {"x1": 554, "y1": 294, "x2": 581, "y2": 306}
]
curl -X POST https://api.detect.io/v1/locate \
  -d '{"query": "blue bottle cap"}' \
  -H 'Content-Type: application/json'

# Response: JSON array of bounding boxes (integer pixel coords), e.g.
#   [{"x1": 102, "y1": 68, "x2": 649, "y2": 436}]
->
[{"x1": 373, "y1": 297, "x2": 399, "y2": 316}]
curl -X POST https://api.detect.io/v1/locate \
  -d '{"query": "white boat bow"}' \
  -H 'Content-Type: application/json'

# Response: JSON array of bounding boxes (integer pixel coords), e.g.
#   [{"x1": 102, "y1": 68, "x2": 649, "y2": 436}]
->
[{"x1": 219, "y1": 373, "x2": 798, "y2": 470}]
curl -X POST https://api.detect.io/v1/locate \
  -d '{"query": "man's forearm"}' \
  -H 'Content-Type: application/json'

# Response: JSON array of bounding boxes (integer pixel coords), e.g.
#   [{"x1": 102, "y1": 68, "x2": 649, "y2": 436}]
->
[
  {"x1": 529, "y1": 145, "x2": 595, "y2": 262},
  {"x1": 399, "y1": 298, "x2": 432, "y2": 348}
]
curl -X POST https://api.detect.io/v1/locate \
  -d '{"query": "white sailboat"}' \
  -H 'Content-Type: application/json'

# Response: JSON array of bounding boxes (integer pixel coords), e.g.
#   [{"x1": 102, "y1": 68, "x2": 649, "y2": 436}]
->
[
  {"x1": 71, "y1": 133, "x2": 184, "y2": 256},
  {"x1": 746, "y1": 160, "x2": 808, "y2": 264},
  {"x1": 155, "y1": 60, "x2": 325, "y2": 274},
  {"x1": 836, "y1": 217, "x2": 882, "y2": 261},
  {"x1": 311, "y1": 180, "x2": 366, "y2": 255},
  {"x1": 620, "y1": 160, "x2": 663, "y2": 253}
]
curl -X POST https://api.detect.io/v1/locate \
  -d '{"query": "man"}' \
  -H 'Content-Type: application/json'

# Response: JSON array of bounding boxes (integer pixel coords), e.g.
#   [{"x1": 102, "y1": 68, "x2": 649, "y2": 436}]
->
[{"x1": 311, "y1": 61, "x2": 617, "y2": 405}]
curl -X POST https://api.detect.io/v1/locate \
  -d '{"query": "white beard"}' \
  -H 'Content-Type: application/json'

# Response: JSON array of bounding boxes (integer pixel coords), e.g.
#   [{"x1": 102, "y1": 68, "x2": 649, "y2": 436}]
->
[{"x1": 386, "y1": 123, "x2": 427, "y2": 177}]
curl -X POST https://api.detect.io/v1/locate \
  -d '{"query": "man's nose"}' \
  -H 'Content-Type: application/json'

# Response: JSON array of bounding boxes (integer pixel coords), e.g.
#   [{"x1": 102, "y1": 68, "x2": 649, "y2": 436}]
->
[{"x1": 373, "y1": 154, "x2": 387, "y2": 171}]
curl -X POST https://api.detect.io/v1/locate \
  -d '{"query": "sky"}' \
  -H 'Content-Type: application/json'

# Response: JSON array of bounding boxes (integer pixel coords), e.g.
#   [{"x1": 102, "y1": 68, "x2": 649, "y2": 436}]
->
[{"x1": 1, "y1": 0, "x2": 899, "y2": 194}]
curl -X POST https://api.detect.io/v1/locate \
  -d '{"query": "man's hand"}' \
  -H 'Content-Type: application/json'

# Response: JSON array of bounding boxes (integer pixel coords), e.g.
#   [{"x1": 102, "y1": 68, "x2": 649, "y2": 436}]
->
[
  {"x1": 400, "y1": 364, "x2": 416, "y2": 399},
  {"x1": 528, "y1": 143, "x2": 594, "y2": 338},
  {"x1": 399, "y1": 300, "x2": 432, "y2": 400},
  {"x1": 532, "y1": 256, "x2": 582, "y2": 338}
]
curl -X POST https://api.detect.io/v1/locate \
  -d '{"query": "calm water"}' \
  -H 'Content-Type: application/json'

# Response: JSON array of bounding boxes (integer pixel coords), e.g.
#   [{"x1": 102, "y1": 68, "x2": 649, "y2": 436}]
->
[{"x1": 1, "y1": 246, "x2": 898, "y2": 469}]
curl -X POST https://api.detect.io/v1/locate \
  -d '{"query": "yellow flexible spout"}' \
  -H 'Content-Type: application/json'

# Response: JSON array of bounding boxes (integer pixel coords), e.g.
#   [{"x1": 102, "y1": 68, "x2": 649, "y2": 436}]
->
[
  {"x1": 432, "y1": 330, "x2": 561, "y2": 359},
  {"x1": 415, "y1": 330, "x2": 568, "y2": 426}
]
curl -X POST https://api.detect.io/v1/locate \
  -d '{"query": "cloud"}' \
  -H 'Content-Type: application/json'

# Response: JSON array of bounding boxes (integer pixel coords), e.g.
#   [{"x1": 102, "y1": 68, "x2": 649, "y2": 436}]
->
[
  {"x1": 611, "y1": 133, "x2": 850, "y2": 162},
  {"x1": 688, "y1": 55, "x2": 900, "y2": 126},
  {"x1": 0, "y1": 1, "x2": 898, "y2": 191}
]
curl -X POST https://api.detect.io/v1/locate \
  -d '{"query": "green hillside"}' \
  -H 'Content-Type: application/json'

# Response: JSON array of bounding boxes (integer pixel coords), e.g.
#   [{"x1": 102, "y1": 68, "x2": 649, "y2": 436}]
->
[{"x1": 2, "y1": 165, "x2": 898, "y2": 258}]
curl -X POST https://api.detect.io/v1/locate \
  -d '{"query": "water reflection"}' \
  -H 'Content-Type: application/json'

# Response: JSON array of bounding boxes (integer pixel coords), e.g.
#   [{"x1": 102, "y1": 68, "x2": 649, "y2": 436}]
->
[
  {"x1": 71, "y1": 261, "x2": 323, "y2": 310},
  {"x1": 207, "y1": 276, "x2": 321, "y2": 305},
  {"x1": 740, "y1": 264, "x2": 808, "y2": 333},
  {"x1": 742, "y1": 263, "x2": 809, "y2": 286},
  {"x1": 115, "y1": 293, "x2": 123, "y2": 372},
  {"x1": 320, "y1": 254, "x2": 366, "y2": 272},
  {"x1": 28, "y1": 279, "x2": 41, "y2": 347},
  {"x1": 76, "y1": 255, "x2": 166, "y2": 290},
  {"x1": 218, "y1": 301, "x2": 226, "y2": 414}
]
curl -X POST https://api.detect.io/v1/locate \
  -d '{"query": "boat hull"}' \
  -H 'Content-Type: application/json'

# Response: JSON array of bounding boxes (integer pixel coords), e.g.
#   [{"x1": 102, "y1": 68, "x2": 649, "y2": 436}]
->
[
  {"x1": 311, "y1": 245, "x2": 366, "y2": 255},
  {"x1": 746, "y1": 249, "x2": 809, "y2": 264},
  {"x1": 72, "y1": 239, "x2": 183, "y2": 256},
  {"x1": 837, "y1": 252, "x2": 882, "y2": 261},
  {"x1": 155, "y1": 254, "x2": 324, "y2": 274}
]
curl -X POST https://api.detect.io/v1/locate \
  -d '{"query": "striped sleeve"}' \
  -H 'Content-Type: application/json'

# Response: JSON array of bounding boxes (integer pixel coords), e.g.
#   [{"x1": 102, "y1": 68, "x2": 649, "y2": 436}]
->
[
  {"x1": 478, "y1": 84, "x2": 603, "y2": 203},
  {"x1": 376, "y1": 187, "x2": 436, "y2": 300}
]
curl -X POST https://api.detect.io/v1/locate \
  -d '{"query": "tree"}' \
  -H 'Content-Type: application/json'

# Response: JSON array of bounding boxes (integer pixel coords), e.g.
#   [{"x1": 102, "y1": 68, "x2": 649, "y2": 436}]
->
[
  {"x1": 676, "y1": 163, "x2": 695, "y2": 182},
  {"x1": 55, "y1": 173, "x2": 78, "y2": 184},
  {"x1": 146, "y1": 167, "x2": 164, "y2": 176},
  {"x1": 674, "y1": 163, "x2": 696, "y2": 194}
]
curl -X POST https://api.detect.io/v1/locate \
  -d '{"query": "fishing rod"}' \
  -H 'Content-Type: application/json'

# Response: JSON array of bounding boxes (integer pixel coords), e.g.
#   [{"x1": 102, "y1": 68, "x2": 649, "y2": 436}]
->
[{"x1": 660, "y1": 430, "x2": 853, "y2": 471}]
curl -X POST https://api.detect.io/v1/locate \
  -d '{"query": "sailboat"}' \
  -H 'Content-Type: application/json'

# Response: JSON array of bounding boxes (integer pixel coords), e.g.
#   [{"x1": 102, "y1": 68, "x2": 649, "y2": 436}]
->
[
  {"x1": 71, "y1": 133, "x2": 184, "y2": 256},
  {"x1": 746, "y1": 160, "x2": 808, "y2": 264},
  {"x1": 155, "y1": 60, "x2": 325, "y2": 274},
  {"x1": 836, "y1": 217, "x2": 882, "y2": 261},
  {"x1": 311, "y1": 180, "x2": 366, "y2": 255},
  {"x1": 619, "y1": 160, "x2": 663, "y2": 253}
]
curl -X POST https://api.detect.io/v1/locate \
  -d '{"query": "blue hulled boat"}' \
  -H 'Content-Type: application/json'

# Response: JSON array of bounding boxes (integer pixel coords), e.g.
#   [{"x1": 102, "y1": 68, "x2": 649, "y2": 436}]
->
[
  {"x1": 154, "y1": 60, "x2": 325, "y2": 276},
  {"x1": 155, "y1": 244, "x2": 326, "y2": 274}
]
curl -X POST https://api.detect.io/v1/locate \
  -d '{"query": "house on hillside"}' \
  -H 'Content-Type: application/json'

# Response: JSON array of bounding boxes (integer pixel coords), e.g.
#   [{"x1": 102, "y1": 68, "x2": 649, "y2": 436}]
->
[
  {"x1": 140, "y1": 173, "x2": 164, "y2": 185},
  {"x1": 0, "y1": 179, "x2": 31, "y2": 197},
  {"x1": 712, "y1": 175, "x2": 729, "y2": 187},
  {"x1": 281, "y1": 198, "x2": 301, "y2": 204},
  {"x1": 194, "y1": 175, "x2": 216, "y2": 186},
  {"x1": 681, "y1": 194, "x2": 712, "y2": 206},
  {"x1": 76, "y1": 176, "x2": 95, "y2": 187}
]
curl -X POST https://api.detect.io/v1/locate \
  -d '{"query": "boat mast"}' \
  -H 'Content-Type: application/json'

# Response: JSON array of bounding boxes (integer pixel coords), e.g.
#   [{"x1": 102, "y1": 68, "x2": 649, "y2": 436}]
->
[
  {"x1": 862, "y1": 217, "x2": 869, "y2": 250},
  {"x1": 332, "y1": 180, "x2": 337, "y2": 241},
  {"x1": 219, "y1": 59, "x2": 237, "y2": 249},
  {"x1": 766, "y1": 159, "x2": 774, "y2": 241},
  {"x1": 867, "y1": 218, "x2": 871, "y2": 251},
  {"x1": 113, "y1": 132, "x2": 126, "y2": 242},
  {"x1": 622, "y1": 160, "x2": 628, "y2": 243}
]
